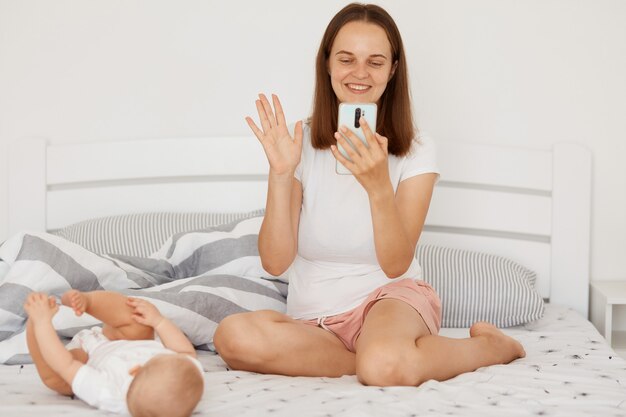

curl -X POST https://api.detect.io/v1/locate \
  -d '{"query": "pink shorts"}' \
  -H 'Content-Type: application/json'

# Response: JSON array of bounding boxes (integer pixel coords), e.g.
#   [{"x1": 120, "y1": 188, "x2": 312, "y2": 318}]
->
[{"x1": 301, "y1": 279, "x2": 442, "y2": 352}]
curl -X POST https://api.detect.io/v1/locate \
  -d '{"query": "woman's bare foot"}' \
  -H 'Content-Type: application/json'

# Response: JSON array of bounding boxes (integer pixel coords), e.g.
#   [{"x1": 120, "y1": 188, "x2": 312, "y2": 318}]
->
[
  {"x1": 469, "y1": 321, "x2": 526, "y2": 364},
  {"x1": 61, "y1": 290, "x2": 89, "y2": 316}
]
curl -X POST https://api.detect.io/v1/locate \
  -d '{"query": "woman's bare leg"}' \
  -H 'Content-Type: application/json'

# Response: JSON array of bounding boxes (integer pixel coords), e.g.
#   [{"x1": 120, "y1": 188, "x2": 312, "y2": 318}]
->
[
  {"x1": 26, "y1": 318, "x2": 88, "y2": 396},
  {"x1": 214, "y1": 310, "x2": 355, "y2": 377},
  {"x1": 355, "y1": 299, "x2": 526, "y2": 386}
]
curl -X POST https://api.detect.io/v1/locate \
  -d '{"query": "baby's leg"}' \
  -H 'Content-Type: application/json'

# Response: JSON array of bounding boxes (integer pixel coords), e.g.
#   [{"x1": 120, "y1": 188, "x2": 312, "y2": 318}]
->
[
  {"x1": 26, "y1": 319, "x2": 87, "y2": 396},
  {"x1": 62, "y1": 290, "x2": 153, "y2": 341}
]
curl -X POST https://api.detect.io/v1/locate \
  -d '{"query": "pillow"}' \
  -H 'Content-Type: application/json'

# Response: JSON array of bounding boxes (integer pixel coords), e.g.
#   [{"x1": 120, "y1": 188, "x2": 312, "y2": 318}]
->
[
  {"x1": 49, "y1": 209, "x2": 265, "y2": 257},
  {"x1": 0, "y1": 214, "x2": 285, "y2": 364},
  {"x1": 416, "y1": 244, "x2": 544, "y2": 327}
]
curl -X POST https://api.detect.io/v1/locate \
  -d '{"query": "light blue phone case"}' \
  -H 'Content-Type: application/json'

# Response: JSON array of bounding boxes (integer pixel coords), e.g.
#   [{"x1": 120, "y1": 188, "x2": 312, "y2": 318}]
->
[{"x1": 336, "y1": 103, "x2": 377, "y2": 175}]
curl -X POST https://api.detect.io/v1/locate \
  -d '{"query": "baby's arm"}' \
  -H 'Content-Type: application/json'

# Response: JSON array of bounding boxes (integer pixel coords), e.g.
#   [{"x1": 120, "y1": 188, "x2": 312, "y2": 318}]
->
[
  {"x1": 24, "y1": 293, "x2": 84, "y2": 385},
  {"x1": 127, "y1": 297, "x2": 197, "y2": 357}
]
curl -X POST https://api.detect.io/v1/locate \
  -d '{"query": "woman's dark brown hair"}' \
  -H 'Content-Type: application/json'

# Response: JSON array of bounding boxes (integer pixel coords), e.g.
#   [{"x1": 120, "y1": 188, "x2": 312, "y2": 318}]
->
[{"x1": 309, "y1": 3, "x2": 415, "y2": 156}]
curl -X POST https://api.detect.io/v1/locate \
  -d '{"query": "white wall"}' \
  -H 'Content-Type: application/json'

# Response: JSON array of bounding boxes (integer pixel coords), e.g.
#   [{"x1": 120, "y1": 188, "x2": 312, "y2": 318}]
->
[{"x1": 1, "y1": 0, "x2": 625, "y2": 285}]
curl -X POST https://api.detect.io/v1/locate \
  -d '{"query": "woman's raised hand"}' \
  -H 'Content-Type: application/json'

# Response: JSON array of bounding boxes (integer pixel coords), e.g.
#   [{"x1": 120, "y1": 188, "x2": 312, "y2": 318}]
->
[{"x1": 246, "y1": 94, "x2": 303, "y2": 177}]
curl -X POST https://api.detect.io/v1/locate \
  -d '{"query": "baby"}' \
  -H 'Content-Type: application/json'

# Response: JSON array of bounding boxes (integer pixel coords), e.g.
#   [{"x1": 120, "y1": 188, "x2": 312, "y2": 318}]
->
[{"x1": 24, "y1": 290, "x2": 204, "y2": 416}]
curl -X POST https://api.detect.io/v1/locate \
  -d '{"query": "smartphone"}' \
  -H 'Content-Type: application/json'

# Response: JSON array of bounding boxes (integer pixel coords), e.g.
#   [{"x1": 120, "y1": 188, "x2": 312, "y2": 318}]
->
[{"x1": 336, "y1": 103, "x2": 377, "y2": 175}]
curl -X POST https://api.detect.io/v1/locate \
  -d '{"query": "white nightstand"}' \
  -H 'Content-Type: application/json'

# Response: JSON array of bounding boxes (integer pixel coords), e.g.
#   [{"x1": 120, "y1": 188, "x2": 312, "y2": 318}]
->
[{"x1": 590, "y1": 281, "x2": 626, "y2": 358}]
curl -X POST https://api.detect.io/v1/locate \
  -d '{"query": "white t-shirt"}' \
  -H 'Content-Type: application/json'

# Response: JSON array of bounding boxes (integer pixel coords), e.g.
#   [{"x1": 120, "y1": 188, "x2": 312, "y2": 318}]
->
[
  {"x1": 69, "y1": 327, "x2": 202, "y2": 415},
  {"x1": 288, "y1": 124, "x2": 440, "y2": 320}
]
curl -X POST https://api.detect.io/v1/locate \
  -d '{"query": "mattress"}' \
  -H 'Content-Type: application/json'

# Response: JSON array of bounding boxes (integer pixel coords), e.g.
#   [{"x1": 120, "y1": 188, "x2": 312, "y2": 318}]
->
[{"x1": 1, "y1": 304, "x2": 625, "y2": 417}]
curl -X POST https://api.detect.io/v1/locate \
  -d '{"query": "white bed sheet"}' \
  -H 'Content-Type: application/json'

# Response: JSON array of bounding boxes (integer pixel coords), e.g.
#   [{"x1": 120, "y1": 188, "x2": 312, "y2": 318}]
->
[{"x1": 1, "y1": 304, "x2": 625, "y2": 417}]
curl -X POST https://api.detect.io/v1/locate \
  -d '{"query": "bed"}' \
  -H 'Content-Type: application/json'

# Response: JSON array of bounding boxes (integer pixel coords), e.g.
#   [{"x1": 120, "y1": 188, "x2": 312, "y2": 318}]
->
[{"x1": 2, "y1": 135, "x2": 625, "y2": 417}]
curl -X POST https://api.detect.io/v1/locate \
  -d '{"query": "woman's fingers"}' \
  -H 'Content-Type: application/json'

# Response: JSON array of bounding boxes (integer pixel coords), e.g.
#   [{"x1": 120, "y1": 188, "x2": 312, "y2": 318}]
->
[
  {"x1": 335, "y1": 130, "x2": 359, "y2": 162},
  {"x1": 293, "y1": 120, "x2": 304, "y2": 149},
  {"x1": 335, "y1": 124, "x2": 390, "y2": 176},
  {"x1": 245, "y1": 116, "x2": 266, "y2": 143},
  {"x1": 255, "y1": 99, "x2": 272, "y2": 134},
  {"x1": 357, "y1": 117, "x2": 377, "y2": 150},
  {"x1": 258, "y1": 94, "x2": 277, "y2": 128},
  {"x1": 272, "y1": 94, "x2": 287, "y2": 127},
  {"x1": 246, "y1": 93, "x2": 289, "y2": 140},
  {"x1": 246, "y1": 94, "x2": 301, "y2": 174},
  {"x1": 336, "y1": 126, "x2": 373, "y2": 164},
  {"x1": 330, "y1": 143, "x2": 355, "y2": 173},
  {"x1": 354, "y1": 117, "x2": 386, "y2": 159},
  {"x1": 375, "y1": 133, "x2": 389, "y2": 153}
]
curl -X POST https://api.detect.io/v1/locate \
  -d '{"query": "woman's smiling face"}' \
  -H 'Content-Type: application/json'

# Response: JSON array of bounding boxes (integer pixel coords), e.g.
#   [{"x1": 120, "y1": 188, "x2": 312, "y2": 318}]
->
[{"x1": 328, "y1": 20, "x2": 396, "y2": 105}]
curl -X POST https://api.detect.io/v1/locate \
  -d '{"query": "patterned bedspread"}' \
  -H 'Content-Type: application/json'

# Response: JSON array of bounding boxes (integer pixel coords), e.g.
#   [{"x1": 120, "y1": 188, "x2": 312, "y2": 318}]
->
[{"x1": 1, "y1": 304, "x2": 625, "y2": 417}]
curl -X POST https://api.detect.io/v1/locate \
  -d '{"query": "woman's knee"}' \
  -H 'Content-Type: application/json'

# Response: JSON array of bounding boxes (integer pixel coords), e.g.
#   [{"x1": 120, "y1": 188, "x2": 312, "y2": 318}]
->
[
  {"x1": 214, "y1": 311, "x2": 283, "y2": 365},
  {"x1": 213, "y1": 314, "x2": 245, "y2": 354},
  {"x1": 356, "y1": 342, "x2": 425, "y2": 387}
]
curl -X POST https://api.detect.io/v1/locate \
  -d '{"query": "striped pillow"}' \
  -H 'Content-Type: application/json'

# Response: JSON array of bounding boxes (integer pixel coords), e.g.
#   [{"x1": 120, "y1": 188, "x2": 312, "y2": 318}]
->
[
  {"x1": 0, "y1": 215, "x2": 285, "y2": 363},
  {"x1": 416, "y1": 244, "x2": 544, "y2": 327},
  {"x1": 49, "y1": 210, "x2": 265, "y2": 257}
]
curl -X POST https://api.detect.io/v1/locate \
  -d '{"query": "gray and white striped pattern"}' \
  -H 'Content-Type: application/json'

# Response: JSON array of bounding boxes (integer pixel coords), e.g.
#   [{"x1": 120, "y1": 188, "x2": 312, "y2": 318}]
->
[
  {"x1": 416, "y1": 244, "x2": 544, "y2": 327},
  {"x1": 0, "y1": 214, "x2": 285, "y2": 364},
  {"x1": 49, "y1": 209, "x2": 265, "y2": 257}
]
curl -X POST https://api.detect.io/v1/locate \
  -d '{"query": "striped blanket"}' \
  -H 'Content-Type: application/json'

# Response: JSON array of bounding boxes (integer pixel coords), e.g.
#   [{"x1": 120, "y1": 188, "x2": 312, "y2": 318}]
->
[{"x1": 0, "y1": 215, "x2": 287, "y2": 365}]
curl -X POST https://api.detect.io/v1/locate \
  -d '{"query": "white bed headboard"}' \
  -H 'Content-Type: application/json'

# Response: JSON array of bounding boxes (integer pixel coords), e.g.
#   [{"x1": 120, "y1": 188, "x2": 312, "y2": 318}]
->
[{"x1": 8, "y1": 137, "x2": 591, "y2": 317}]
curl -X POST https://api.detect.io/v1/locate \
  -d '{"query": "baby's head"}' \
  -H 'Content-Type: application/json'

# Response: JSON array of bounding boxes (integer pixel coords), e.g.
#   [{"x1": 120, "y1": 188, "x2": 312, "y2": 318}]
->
[{"x1": 126, "y1": 353, "x2": 204, "y2": 417}]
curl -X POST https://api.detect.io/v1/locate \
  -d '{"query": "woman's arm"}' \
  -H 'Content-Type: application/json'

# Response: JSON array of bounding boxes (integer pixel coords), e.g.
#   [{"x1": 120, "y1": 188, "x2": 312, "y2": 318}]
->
[
  {"x1": 331, "y1": 118, "x2": 437, "y2": 278},
  {"x1": 246, "y1": 94, "x2": 303, "y2": 276},
  {"x1": 258, "y1": 176, "x2": 302, "y2": 276},
  {"x1": 368, "y1": 173, "x2": 437, "y2": 277}
]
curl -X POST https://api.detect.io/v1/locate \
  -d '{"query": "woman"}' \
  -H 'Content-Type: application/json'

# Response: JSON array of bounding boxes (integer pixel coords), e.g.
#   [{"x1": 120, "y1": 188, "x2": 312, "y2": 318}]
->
[{"x1": 214, "y1": 3, "x2": 525, "y2": 387}]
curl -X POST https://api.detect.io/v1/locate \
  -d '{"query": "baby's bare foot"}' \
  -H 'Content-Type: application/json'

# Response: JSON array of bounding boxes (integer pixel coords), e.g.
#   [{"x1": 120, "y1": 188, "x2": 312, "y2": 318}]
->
[
  {"x1": 469, "y1": 321, "x2": 526, "y2": 363},
  {"x1": 61, "y1": 290, "x2": 88, "y2": 316}
]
